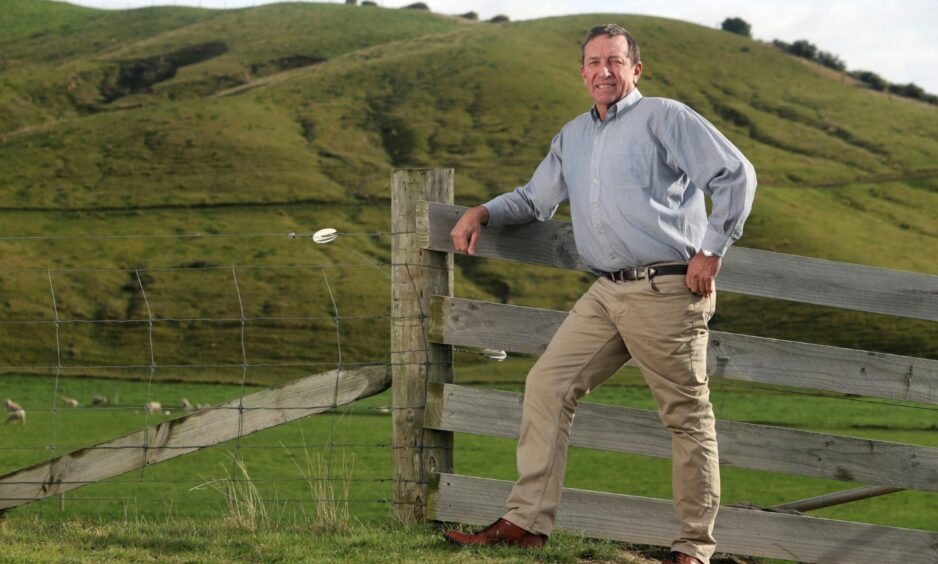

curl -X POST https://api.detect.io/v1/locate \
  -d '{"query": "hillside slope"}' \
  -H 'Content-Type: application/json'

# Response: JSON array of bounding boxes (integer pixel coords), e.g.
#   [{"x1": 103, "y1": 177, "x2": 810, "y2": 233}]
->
[{"x1": 0, "y1": 2, "x2": 935, "y2": 385}]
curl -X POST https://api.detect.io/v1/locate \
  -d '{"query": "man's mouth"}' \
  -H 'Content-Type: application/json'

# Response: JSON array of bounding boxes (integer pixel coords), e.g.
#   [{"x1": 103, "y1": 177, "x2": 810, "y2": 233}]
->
[{"x1": 595, "y1": 83, "x2": 616, "y2": 90}]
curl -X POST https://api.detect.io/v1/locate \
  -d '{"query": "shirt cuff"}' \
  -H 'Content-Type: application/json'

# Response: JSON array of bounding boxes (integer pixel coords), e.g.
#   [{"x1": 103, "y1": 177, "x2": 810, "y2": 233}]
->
[
  {"x1": 481, "y1": 201, "x2": 505, "y2": 228},
  {"x1": 701, "y1": 227, "x2": 734, "y2": 257}
]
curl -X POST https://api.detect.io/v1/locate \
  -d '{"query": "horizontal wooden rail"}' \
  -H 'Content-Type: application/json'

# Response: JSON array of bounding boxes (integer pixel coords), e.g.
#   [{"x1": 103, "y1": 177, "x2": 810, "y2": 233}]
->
[
  {"x1": 0, "y1": 365, "x2": 390, "y2": 512},
  {"x1": 417, "y1": 201, "x2": 938, "y2": 321},
  {"x1": 428, "y1": 473, "x2": 938, "y2": 563},
  {"x1": 424, "y1": 384, "x2": 938, "y2": 492},
  {"x1": 430, "y1": 296, "x2": 938, "y2": 405}
]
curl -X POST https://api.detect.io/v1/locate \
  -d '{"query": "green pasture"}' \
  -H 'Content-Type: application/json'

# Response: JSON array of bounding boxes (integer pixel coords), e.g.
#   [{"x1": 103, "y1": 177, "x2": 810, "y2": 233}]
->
[
  {"x1": 1, "y1": 3, "x2": 937, "y2": 559},
  {"x1": 0, "y1": 516, "x2": 643, "y2": 563},
  {"x1": 2, "y1": 361, "x2": 936, "y2": 533}
]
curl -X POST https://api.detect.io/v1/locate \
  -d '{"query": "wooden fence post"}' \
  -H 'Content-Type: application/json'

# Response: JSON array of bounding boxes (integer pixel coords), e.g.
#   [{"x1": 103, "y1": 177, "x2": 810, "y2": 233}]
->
[{"x1": 390, "y1": 168, "x2": 454, "y2": 521}]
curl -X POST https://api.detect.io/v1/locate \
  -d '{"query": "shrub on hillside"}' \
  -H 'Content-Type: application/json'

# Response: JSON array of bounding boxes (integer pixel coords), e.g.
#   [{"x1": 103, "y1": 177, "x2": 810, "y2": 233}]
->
[
  {"x1": 787, "y1": 39, "x2": 817, "y2": 60},
  {"x1": 889, "y1": 82, "x2": 937, "y2": 104},
  {"x1": 816, "y1": 50, "x2": 846, "y2": 72},
  {"x1": 459, "y1": 11, "x2": 478, "y2": 20},
  {"x1": 848, "y1": 73, "x2": 938, "y2": 105},
  {"x1": 721, "y1": 17, "x2": 751, "y2": 37},
  {"x1": 402, "y1": 2, "x2": 429, "y2": 9},
  {"x1": 890, "y1": 82, "x2": 925, "y2": 99},
  {"x1": 489, "y1": 14, "x2": 509, "y2": 23},
  {"x1": 850, "y1": 70, "x2": 889, "y2": 91},
  {"x1": 773, "y1": 39, "x2": 846, "y2": 72},
  {"x1": 361, "y1": 0, "x2": 376, "y2": 5}
]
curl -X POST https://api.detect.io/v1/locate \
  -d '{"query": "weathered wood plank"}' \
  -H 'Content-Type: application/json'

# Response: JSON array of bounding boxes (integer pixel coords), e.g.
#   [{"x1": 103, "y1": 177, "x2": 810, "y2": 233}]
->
[
  {"x1": 0, "y1": 365, "x2": 390, "y2": 512},
  {"x1": 418, "y1": 201, "x2": 938, "y2": 321},
  {"x1": 391, "y1": 169, "x2": 454, "y2": 521},
  {"x1": 428, "y1": 473, "x2": 938, "y2": 564},
  {"x1": 424, "y1": 383, "x2": 938, "y2": 492},
  {"x1": 430, "y1": 296, "x2": 938, "y2": 405}
]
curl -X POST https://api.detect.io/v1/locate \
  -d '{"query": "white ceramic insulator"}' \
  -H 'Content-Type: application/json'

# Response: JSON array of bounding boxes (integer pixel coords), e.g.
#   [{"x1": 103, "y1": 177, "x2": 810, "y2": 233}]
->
[
  {"x1": 482, "y1": 348, "x2": 508, "y2": 362},
  {"x1": 312, "y1": 228, "x2": 338, "y2": 244}
]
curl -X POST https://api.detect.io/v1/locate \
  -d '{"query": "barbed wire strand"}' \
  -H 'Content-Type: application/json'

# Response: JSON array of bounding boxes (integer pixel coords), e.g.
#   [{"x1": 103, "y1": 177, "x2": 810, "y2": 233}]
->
[
  {"x1": 0, "y1": 356, "x2": 448, "y2": 373},
  {"x1": 0, "y1": 476, "x2": 415, "y2": 486},
  {"x1": 320, "y1": 265, "x2": 343, "y2": 480},
  {"x1": 136, "y1": 269, "x2": 158, "y2": 480},
  {"x1": 229, "y1": 267, "x2": 250, "y2": 480},
  {"x1": 46, "y1": 271, "x2": 62, "y2": 459},
  {"x1": 0, "y1": 260, "x2": 448, "y2": 275},
  {"x1": 0, "y1": 230, "x2": 413, "y2": 243},
  {"x1": 0, "y1": 313, "x2": 400, "y2": 326},
  {"x1": 332, "y1": 239, "x2": 391, "y2": 280}
]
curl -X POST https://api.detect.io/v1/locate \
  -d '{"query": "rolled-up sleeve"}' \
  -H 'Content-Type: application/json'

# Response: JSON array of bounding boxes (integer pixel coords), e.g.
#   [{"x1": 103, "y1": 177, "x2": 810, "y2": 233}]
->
[
  {"x1": 483, "y1": 131, "x2": 568, "y2": 227},
  {"x1": 664, "y1": 104, "x2": 757, "y2": 256}
]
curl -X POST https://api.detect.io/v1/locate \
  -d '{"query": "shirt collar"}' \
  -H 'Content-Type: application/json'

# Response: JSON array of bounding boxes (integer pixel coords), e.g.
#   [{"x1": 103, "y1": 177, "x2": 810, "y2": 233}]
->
[{"x1": 590, "y1": 88, "x2": 643, "y2": 122}]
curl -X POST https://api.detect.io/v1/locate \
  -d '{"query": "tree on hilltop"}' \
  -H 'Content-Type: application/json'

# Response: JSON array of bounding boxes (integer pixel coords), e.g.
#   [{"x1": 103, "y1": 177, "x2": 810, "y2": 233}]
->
[
  {"x1": 850, "y1": 70, "x2": 889, "y2": 91},
  {"x1": 721, "y1": 17, "x2": 751, "y2": 38},
  {"x1": 788, "y1": 39, "x2": 818, "y2": 60},
  {"x1": 816, "y1": 50, "x2": 846, "y2": 72}
]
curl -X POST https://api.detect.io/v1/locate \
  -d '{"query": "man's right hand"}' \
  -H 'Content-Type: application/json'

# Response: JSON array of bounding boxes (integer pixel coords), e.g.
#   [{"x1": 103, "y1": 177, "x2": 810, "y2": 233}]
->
[{"x1": 450, "y1": 206, "x2": 489, "y2": 255}]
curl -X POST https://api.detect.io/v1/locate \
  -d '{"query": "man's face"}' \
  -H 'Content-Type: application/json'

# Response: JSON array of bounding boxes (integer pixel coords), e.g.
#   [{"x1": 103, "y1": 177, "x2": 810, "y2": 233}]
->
[{"x1": 580, "y1": 35, "x2": 642, "y2": 109}]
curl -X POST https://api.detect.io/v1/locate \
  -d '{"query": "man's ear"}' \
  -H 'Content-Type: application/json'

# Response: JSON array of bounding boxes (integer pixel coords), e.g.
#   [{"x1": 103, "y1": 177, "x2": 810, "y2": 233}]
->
[{"x1": 633, "y1": 62, "x2": 643, "y2": 84}]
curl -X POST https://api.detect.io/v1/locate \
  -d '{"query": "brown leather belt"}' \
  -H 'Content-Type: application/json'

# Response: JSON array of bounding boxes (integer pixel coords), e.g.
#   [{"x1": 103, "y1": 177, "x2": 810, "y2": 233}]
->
[{"x1": 603, "y1": 264, "x2": 688, "y2": 282}]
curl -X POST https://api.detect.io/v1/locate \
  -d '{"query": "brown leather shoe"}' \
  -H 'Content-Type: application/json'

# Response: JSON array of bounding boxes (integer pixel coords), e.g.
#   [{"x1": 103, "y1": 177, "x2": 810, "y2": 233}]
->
[
  {"x1": 661, "y1": 551, "x2": 704, "y2": 564},
  {"x1": 444, "y1": 518, "x2": 547, "y2": 548}
]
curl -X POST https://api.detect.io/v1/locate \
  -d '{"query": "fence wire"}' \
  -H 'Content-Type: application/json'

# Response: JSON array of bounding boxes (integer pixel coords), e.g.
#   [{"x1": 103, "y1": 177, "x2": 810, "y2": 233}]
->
[
  {"x1": 0, "y1": 229, "x2": 444, "y2": 521},
  {"x1": 1, "y1": 225, "x2": 933, "y2": 527}
]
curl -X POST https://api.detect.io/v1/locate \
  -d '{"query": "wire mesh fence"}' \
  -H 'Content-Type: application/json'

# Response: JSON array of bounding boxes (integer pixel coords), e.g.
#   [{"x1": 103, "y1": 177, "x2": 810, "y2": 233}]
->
[
  {"x1": 1, "y1": 220, "x2": 936, "y2": 533},
  {"x1": 0, "y1": 228, "x2": 428, "y2": 522}
]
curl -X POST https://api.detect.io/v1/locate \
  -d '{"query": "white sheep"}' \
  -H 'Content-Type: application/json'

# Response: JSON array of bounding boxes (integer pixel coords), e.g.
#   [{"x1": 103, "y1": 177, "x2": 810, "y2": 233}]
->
[
  {"x1": 144, "y1": 401, "x2": 161, "y2": 414},
  {"x1": 181, "y1": 398, "x2": 193, "y2": 413},
  {"x1": 4, "y1": 399, "x2": 23, "y2": 411},
  {"x1": 5, "y1": 409, "x2": 25, "y2": 425},
  {"x1": 91, "y1": 395, "x2": 109, "y2": 406},
  {"x1": 62, "y1": 397, "x2": 79, "y2": 408}
]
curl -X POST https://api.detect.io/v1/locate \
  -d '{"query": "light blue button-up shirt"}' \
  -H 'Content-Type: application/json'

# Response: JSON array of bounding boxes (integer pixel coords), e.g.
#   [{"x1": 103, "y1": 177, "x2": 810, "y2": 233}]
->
[{"x1": 483, "y1": 89, "x2": 757, "y2": 273}]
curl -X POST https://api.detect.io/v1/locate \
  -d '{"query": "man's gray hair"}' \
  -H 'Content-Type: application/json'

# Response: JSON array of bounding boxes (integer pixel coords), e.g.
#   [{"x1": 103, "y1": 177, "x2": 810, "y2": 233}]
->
[{"x1": 580, "y1": 24, "x2": 640, "y2": 65}]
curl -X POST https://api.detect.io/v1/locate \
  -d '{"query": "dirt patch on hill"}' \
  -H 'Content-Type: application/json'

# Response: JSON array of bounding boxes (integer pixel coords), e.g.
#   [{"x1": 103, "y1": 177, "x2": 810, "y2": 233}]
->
[{"x1": 99, "y1": 41, "x2": 229, "y2": 103}]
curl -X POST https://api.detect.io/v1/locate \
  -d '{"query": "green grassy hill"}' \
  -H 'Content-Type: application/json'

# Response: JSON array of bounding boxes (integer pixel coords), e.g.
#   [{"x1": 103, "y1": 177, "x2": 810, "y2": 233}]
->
[{"x1": 0, "y1": 1, "x2": 936, "y2": 387}]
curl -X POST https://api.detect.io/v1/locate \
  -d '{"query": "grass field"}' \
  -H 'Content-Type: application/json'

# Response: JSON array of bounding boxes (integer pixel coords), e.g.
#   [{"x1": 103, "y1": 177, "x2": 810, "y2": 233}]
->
[
  {"x1": 3, "y1": 361, "x2": 936, "y2": 533},
  {"x1": 0, "y1": 516, "x2": 655, "y2": 563},
  {"x1": 1, "y1": 3, "x2": 937, "y2": 561}
]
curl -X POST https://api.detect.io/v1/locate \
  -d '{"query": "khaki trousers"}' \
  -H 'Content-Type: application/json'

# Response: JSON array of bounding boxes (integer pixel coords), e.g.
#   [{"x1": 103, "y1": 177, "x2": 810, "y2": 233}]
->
[{"x1": 502, "y1": 272, "x2": 720, "y2": 563}]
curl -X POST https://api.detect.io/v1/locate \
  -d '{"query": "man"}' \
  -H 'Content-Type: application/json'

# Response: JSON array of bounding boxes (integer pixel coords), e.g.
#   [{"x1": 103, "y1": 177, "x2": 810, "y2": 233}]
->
[{"x1": 443, "y1": 24, "x2": 756, "y2": 564}]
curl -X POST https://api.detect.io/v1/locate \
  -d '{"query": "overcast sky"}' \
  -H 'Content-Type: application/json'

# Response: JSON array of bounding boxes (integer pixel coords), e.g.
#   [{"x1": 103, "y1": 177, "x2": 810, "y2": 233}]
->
[{"x1": 68, "y1": 0, "x2": 938, "y2": 94}]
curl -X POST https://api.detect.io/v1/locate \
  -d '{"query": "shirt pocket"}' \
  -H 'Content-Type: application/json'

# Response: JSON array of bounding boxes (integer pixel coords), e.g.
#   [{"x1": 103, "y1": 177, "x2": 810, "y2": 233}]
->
[{"x1": 603, "y1": 146, "x2": 655, "y2": 189}]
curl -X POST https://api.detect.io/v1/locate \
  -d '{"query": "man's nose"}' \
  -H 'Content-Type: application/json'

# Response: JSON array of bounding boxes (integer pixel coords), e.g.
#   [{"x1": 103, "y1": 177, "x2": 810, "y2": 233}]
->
[{"x1": 601, "y1": 65, "x2": 612, "y2": 78}]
